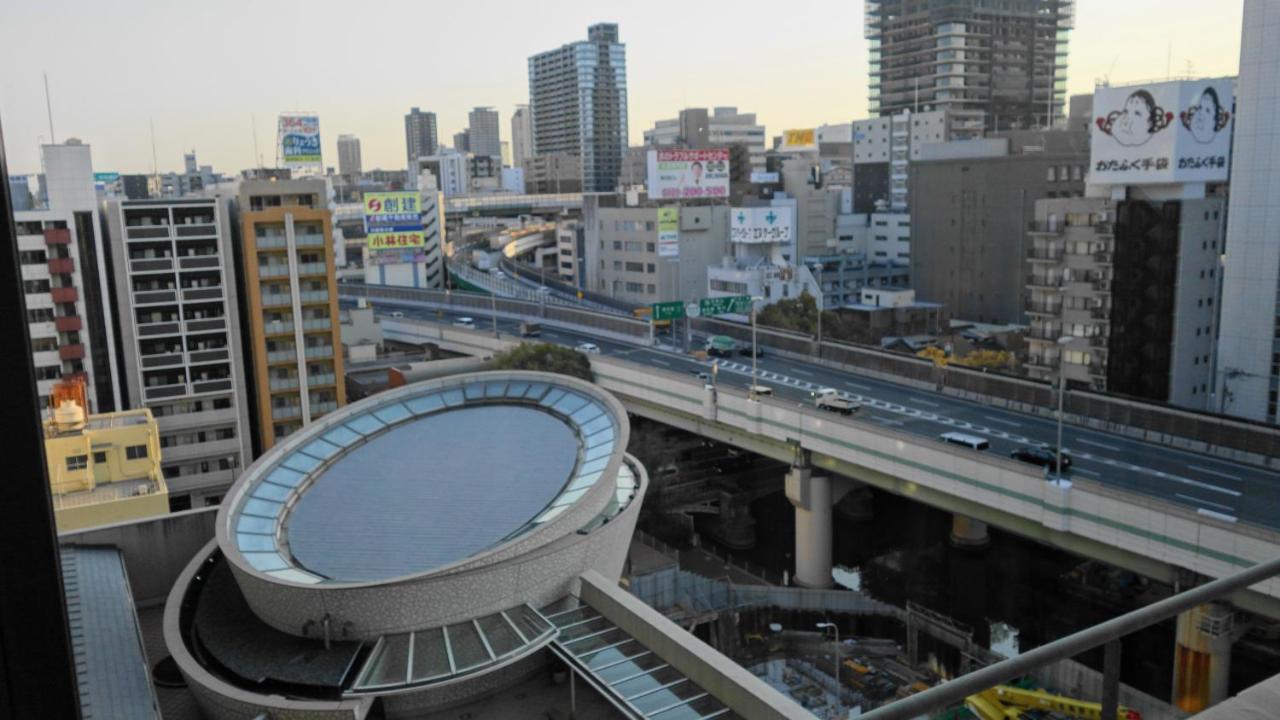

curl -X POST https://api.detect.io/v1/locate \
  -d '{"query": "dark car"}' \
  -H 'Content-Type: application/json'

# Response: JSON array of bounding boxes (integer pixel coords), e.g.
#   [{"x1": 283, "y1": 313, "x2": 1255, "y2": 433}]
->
[
  {"x1": 1010, "y1": 445, "x2": 1071, "y2": 471},
  {"x1": 689, "y1": 369, "x2": 710, "y2": 381},
  {"x1": 738, "y1": 345, "x2": 764, "y2": 358}
]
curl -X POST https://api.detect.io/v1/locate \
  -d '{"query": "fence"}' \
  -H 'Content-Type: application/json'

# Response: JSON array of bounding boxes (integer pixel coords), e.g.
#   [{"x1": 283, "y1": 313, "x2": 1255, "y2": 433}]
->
[{"x1": 630, "y1": 567, "x2": 904, "y2": 620}]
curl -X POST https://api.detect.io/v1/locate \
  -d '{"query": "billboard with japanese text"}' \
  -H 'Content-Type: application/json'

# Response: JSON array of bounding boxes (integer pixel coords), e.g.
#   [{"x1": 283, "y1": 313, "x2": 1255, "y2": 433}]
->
[
  {"x1": 780, "y1": 128, "x2": 817, "y2": 151},
  {"x1": 364, "y1": 191, "x2": 425, "y2": 251},
  {"x1": 1090, "y1": 78, "x2": 1234, "y2": 185},
  {"x1": 657, "y1": 207, "x2": 679, "y2": 258},
  {"x1": 730, "y1": 207, "x2": 794, "y2": 244},
  {"x1": 646, "y1": 149, "x2": 730, "y2": 200},
  {"x1": 278, "y1": 113, "x2": 322, "y2": 170}
]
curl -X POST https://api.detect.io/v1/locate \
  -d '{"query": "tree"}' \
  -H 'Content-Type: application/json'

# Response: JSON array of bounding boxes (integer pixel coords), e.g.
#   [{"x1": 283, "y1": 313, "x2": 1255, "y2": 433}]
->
[
  {"x1": 756, "y1": 291, "x2": 819, "y2": 335},
  {"x1": 490, "y1": 342, "x2": 594, "y2": 382}
]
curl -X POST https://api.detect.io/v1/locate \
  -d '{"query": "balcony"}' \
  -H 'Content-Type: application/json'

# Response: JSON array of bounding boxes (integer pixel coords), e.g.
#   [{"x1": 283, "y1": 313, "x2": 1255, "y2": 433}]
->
[
  {"x1": 47, "y1": 257, "x2": 74, "y2": 274},
  {"x1": 1027, "y1": 247, "x2": 1064, "y2": 262},
  {"x1": 269, "y1": 377, "x2": 300, "y2": 391},
  {"x1": 1025, "y1": 354, "x2": 1057, "y2": 371},
  {"x1": 266, "y1": 349, "x2": 297, "y2": 364},
  {"x1": 271, "y1": 405, "x2": 303, "y2": 420},
  {"x1": 296, "y1": 262, "x2": 327, "y2": 276},
  {"x1": 1026, "y1": 274, "x2": 1063, "y2": 289},
  {"x1": 178, "y1": 255, "x2": 221, "y2": 270},
  {"x1": 182, "y1": 287, "x2": 223, "y2": 302},
  {"x1": 295, "y1": 234, "x2": 326, "y2": 247},
  {"x1": 306, "y1": 373, "x2": 336, "y2": 388},
  {"x1": 1094, "y1": 222, "x2": 1115, "y2": 235},
  {"x1": 1092, "y1": 280, "x2": 1112, "y2": 292},
  {"x1": 44, "y1": 228, "x2": 71, "y2": 245},
  {"x1": 188, "y1": 348, "x2": 230, "y2": 364},
  {"x1": 54, "y1": 315, "x2": 81, "y2": 332},
  {"x1": 1026, "y1": 326, "x2": 1063, "y2": 341},
  {"x1": 1089, "y1": 335, "x2": 1110, "y2": 349},
  {"x1": 304, "y1": 345, "x2": 333, "y2": 359},
  {"x1": 1088, "y1": 362, "x2": 1108, "y2": 377},
  {"x1": 258, "y1": 264, "x2": 291, "y2": 278},
  {"x1": 255, "y1": 236, "x2": 288, "y2": 249},
  {"x1": 1093, "y1": 250, "x2": 1113, "y2": 263},
  {"x1": 134, "y1": 290, "x2": 178, "y2": 305},
  {"x1": 302, "y1": 318, "x2": 331, "y2": 332},
  {"x1": 1025, "y1": 301, "x2": 1060, "y2": 316},
  {"x1": 175, "y1": 224, "x2": 216, "y2": 237},
  {"x1": 264, "y1": 321, "x2": 295, "y2": 336},
  {"x1": 140, "y1": 352, "x2": 184, "y2": 369},
  {"x1": 191, "y1": 378, "x2": 233, "y2": 394},
  {"x1": 1090, "y1": 307, "x2": 1110, "y2": 320},
  {"x1": 185, "y1": 317, "x2": 226, "y2": 333},
  {"x1": 58, "y1": 343, "x2": 85, "y2": 361},
  {"x1": 144, "y1": 383, "x2": 188, "y2": 400},
  {"x1": 137, "y1": 321, "x2": 181, "y2": 337},
  {"x1": 310, "y1": 401, "x2": 339, "y2": 416},
  {"x1": 299, "y1": 290, "x2": 330, "y2": 304},
  {"x1": 1026, "y1": 221, "x2": 1063, "y2": 235},
  {"x1": 127, "y1": 226, "x2": 170, "y2": 240},
  {"x1": 260, "y1": 294, "x2": 292, "y2": 307},
  {"x1": 130, "y1": 257, "x2": 173, "y2": 273},
  {"x1": 51, "y1": 286, "x2": 78, "y2": 304}
]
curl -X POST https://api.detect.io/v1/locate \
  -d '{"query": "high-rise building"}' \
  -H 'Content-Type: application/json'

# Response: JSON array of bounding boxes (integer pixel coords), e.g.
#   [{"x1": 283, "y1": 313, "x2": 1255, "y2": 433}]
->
[
  {"x1": 237, "y1": 178, "x2": 346, "y2": 451},
  {"x1": 416, "y1": 153, "x2": 470, "y2": 197},
  {"x1": 42, "y1": 377, "x2": 168, "y2": 531},
  {"x1": 644, "y1": 107, "x2": 767, "y2": 173},
  {"x1": 529, "y1": 23, "x2": 628, "y2": 192},
  {"x1": 15, "y1": 141, "x2": 121, "y2": 415},
  {"x1": 104, "y1": 196, "x2": 254, "y2": 508},
  {"x1": 337, "y1": 134, "x2": 362, "y2": 177},
  {"x1": 453, "y1": 130, "x2": 470, "y2": 154},
  {"x1": 404, "y1": 107, "x2": 439, "y2": 176},
  {"x1": 851, "y1": 109, "x2": 955, "y2": 213},
  {"x1": 909, "y1": 130, "x2": 1088, "y2": 324},
  {"x1": 1217, "y1": 0, "x2": 1280, "y2": 422},
  {"x1": 865, "y1": 0, "x2": 1074, "y2": 136},
  {"x1": 467, "y1": 107, "x2": 502, "y2": 158},
  {"x1": 511, "y1": 105, "x2": 533, "y2": 166}
]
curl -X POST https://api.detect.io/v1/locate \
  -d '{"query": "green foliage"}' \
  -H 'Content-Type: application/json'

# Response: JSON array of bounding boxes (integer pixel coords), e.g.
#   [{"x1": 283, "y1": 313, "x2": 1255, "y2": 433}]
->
[
  {"x1": 755, "y1": 291, "x2": 820, "y2": 334},
  {"x1": 490, "y1": 342, "x2": 594, "y2": 382}
]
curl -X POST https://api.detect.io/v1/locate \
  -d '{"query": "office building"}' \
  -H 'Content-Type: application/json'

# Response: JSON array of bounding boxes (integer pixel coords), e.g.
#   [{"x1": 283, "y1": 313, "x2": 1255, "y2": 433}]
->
[
  {"x1": 9, "y1": 175, "x2": 31, "y2": 209},
  {"x1": 404, "y1": 107, "x2": 439, "y2": 177},
  {"x1": 501, "y1": 166, "x2": 525, "y2": 194},
  {"x1": 104, "y1": 196, "x2": 254, "y2": 509},
  {"x1": 511, "y1": 104, "x2": 533, "y2": 166},
  {"x1": 522, "y1": 151, "x2": 583, "y2": 194},
  {"x1": 336, "y1": 134, "x2": 362, "y2": 177},
  {"x1": 453, "y1": 129, "x2": 470, "y2": 153},
  {"x1": 708, "y1": 203, "x2": 821, "y2": 307},
  {"x1": 909, "y1": 130, "x2": 1088, "y2": 324},
  {"x1": 163, "y1": 371, "x2": 650, "y2": 718},
  {"x1": 852, "y1": 109, "x2": 956, "y2": 213},
  {"x1": 1025, "y1": 195, "x2": 1223, "y2": 408},
  {"x1": 555, "y1": 216, "x2": 584, "y2": 285},
  {"x1": 644, "y1": 107, "x2": 767, "y2": 173},
  {"x1": 865, "y1": 0, "x2": 1073, "y2": 135},
  {"x1": 529, "y1": 23, "x2": 628, "y2": 192},
  {"x1": 1217, "y1": 0, "x2": 1280, "y2": 422},
  {"x1": 416, "y1": 152, "x2": 469, "y2": 197},
  {"x1": 584, "y1": 194, "x2": 729, "y2": 304},
  {"x1": 467, "y1": 106, "x2": 502, "y2": 158},
  {"x1": 237, "y1": 178, "x2": 346, "y2": 451},
  {"x1": 16, "y1": 141, "x2": 121, "y2": 415},
  {"x1": 43, "y1": 378, "x2": 167, "y2": 531}
]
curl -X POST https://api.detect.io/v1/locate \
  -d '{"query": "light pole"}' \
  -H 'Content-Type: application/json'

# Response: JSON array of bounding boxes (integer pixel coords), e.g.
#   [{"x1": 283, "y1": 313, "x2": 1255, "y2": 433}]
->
[
  {"x1": 816, "y1": 621, "x2": 841, "y2": 716},
  {"x1": 812, "y1": 264, "x2": 825, "y2": 356},
  {"x1": 491, "y1": 291, "x2": 500, "y2": 338},
  {"x1": 749, "y1": 296, "x2": 764, "y2": 400},
  {"x1": 1054, "y1": 335, "x2": 1073, "y2": 479}
]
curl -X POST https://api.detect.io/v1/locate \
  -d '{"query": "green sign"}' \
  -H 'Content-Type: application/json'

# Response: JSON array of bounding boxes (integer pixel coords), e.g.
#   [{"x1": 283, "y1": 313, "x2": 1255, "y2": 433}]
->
[
  {"x1": 650, "y1": 295, "x2": 751, "y2": 322},
  {"x1": 651, "y1": 301, "x2": 685, "y2": 321},
  {"x1": 699, "y1": 295, "x2": 751, "y2": 317}
]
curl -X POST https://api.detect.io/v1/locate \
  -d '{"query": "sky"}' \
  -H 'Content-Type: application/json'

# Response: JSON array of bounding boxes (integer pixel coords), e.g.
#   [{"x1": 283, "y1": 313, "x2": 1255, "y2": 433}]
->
[{"x1": 0, "y1": 0, "x2": 1245, "y2": 176}]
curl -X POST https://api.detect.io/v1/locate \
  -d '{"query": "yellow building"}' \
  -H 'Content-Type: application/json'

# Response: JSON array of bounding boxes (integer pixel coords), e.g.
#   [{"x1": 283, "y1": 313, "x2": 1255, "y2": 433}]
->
[
  {"x1": 238, "y1": 178, "x2": 346, "y2": 451},
  {"x1": 44, "y1": 380, "x2": 168, "y2": 531}
]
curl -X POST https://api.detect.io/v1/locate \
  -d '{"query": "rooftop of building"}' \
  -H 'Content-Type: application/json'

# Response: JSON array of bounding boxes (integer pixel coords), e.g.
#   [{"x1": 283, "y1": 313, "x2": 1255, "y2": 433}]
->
[{"x1": 43, "y1": 406, "x2": 153, "y2": 439}]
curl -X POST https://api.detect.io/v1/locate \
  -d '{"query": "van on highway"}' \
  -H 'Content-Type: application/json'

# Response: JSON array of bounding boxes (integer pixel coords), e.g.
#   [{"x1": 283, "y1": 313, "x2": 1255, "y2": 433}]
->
[
  {"x1": 519, "y1": 322, "x2": 542, "y2": 337},
  {"x1": 939, "y1": 432, "x2": 989, "y2": 451}
]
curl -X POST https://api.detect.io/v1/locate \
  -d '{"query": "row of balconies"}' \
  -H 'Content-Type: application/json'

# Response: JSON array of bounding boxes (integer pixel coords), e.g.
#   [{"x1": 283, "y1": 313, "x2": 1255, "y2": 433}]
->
[
  {"x1": 136, "y1": 317, "x2": 227, "y2": 338},
  {"x1": 1027, "y1": 247, "x2": 1065, "y2": 261}
]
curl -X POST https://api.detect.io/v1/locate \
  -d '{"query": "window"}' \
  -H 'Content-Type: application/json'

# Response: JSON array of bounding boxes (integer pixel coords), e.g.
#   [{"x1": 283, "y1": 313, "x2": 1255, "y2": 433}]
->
[
  {"x1": 625, "y1": 262, "x2": 644, "y2": 272},
  {"x1": 646, "y1": 242, "x2": 655, "y2": 252},
  {"x1": 612, "y1": 260, "x2": 622, "y2": 271},
  {"x1": 126, "y1": 444, "x2": 149, "y2": 460},
  {"x1": 66, "y1": 455, "x2": 88, "y2": 471},
  {"x1": 646, "y1": 263, "x2": 655, "y2": 273},
  {"x1": 93, "y1": 451, "x2": 107, "y2": 464}
]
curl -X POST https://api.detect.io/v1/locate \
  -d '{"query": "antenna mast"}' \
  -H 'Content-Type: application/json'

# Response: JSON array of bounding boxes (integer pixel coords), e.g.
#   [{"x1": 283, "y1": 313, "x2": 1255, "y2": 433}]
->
[{"x1": 43, "y1": 72, "x2": 55, "y2": 143}]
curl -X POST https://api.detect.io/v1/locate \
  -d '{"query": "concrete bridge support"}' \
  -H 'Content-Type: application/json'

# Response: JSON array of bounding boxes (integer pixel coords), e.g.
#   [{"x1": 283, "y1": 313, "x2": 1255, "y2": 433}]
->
[
  {"x1": 950, "y1": 514, "x2": 991, "y2": 549},
  {"x1": 786, "y1": 463, "x2": 859, "y2": 589},
  {"x1": 1172, "y1": 603, "x2": 1235, "y2": 712}
]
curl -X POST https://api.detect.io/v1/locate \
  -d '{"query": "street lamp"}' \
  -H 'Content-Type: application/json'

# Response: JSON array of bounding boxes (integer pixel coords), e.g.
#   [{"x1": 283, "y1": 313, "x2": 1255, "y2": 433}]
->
[
  {"x1": 750, "y1": 296, "x2": 765, "y2": 400},
  {"x1": 816, "y1": 622, "x2": 841, "y2": 716},
  {"x1": 491, "y1": 291, "x2": 500, "y2": 338},
  {"x1": 812, "y1": 264, "x2": 825, "y2": 355},
  {"x1": 1054, "y1": 335, "x2": 1073, "y2": 479}
]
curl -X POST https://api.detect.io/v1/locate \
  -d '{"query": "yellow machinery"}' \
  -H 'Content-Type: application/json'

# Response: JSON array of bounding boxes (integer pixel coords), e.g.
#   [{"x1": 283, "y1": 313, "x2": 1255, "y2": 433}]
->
[{"x1": 965, "y1": 685, "x2": 1142, "y2": 720}]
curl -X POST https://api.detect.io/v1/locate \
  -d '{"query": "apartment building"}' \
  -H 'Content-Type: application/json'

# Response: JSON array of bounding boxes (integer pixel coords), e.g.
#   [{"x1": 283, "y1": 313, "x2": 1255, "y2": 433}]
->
[
  {"x1": 238, "y1": 178, "x2": 345, "y2": 451},
  {"x1": 104, "y1": 196, "x2": 253, "y2": 508}
]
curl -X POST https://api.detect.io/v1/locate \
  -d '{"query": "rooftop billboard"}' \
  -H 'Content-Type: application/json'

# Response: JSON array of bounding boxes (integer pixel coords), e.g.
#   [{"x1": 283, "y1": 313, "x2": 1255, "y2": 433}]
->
[{"x1": 646, "y1": 149, "x2": 730, "y2": 200}]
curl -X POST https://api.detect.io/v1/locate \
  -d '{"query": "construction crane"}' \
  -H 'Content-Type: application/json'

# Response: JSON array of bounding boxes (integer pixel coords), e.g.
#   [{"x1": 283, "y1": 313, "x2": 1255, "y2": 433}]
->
[{"x1": 965, "y1": 685, "x2": 1142, "y2": 720}]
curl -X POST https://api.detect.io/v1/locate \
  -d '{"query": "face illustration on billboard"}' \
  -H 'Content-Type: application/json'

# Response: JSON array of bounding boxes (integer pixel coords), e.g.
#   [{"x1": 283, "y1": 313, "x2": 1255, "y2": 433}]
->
[
  {"x1": 1181, "y1": 86, "x2": 1231, "y2": 144},
  {"x1": 1097, "y1": 90, "x2": 1173, "y2": 147},
  {"x1": 690, "y1": 161, "x2": 703, "y2": 185}
]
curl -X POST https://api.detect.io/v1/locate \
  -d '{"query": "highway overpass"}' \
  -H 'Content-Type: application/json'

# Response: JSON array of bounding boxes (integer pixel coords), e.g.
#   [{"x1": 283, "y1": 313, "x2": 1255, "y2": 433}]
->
[{"x1": 339, "y1": 284, "x2": 1280, "y2": 619}]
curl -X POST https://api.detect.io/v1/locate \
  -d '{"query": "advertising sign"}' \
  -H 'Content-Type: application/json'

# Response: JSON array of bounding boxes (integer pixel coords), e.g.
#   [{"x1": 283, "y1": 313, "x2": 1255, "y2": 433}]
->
[
  {"x1": 278, "y1": 113, "x2": 322, "y2": 169},
  {"x1": 781, "y1": 128, "x2": 817, "y2": 151},
  {"x1": 749, "y1": 171, "x2": 779, "y2": 184},
  {"x1": 730, "y1": 207, "x2": 794, "y2": 245},
  {"x1": 1090, "y1": 78, "x2": 1234, "y2": 185},
  {"x1": 657, "y1": 206, "x2": 680, "y2": 258},
  {"x1": 647, "y1": 149, "x2": 730, "y2": 200},
  {"x1": 93, "y1": 172, "x2": 120, "y2": 183},
  {"x1": 364, "y1": 191, "x2": 425, "y2": 252}
]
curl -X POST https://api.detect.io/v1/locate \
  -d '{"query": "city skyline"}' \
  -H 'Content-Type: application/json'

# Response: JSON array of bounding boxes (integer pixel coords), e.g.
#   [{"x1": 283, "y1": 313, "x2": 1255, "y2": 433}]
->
[{"x1": 0, "y1": 0, "x2": 1243, "y2": 175}]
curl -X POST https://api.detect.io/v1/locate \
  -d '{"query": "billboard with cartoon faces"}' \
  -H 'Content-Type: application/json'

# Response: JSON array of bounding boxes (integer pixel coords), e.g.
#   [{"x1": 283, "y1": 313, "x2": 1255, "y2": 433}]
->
[{"x1": 1090, "y1": 78, "x2": 1234, "y2": 185}]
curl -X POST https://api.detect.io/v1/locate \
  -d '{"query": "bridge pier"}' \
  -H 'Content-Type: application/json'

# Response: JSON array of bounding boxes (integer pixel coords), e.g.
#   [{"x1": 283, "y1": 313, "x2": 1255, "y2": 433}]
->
[
  {"x1": 1172, "y1": 603, "x2": 1235, "y2": 712},
  {"x1": 787, "y1": 466, "x2": 833, "y2": 588},
  {"x1": 949, "y1": 514, "x2": 990, "y2": 549}
]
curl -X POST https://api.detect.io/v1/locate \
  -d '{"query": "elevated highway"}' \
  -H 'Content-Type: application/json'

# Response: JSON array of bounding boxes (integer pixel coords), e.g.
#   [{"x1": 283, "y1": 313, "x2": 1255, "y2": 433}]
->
[{"x1": 339, "y1": 284, "x2": 1280, "y2": 618}]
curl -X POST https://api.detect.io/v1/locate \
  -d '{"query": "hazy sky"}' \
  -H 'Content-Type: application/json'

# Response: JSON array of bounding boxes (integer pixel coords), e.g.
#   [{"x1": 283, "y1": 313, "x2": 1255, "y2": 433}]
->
[{"x1": 0, "y1": 0, "x2": 1244, "y2": 176}]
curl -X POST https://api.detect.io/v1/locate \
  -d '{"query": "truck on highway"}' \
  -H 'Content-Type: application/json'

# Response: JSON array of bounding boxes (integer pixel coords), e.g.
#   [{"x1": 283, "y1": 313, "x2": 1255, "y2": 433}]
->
[
  {"x1": 812, "y1": 387, "x2": 860, "y2": 415},
  {"x1": 705, "y1": 335, "x2": 738, "y2": 358},
  {"x1": 519, "y1": 321, "x2": 542, "y2": 337}
]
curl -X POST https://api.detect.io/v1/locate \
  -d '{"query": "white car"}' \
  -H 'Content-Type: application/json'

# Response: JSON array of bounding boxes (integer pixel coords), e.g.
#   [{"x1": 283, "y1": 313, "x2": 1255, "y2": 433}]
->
[
  {"x1": 575, "y1": 342, "x2": 601, "y2": 354},
  {"x1": 453, "y1": 316, "x2": 475, "y2": 328},
  {"x1": 389, "y1": 311, "x2": 405, "y2": 318},
  {"x1": 747, "y1": 384, "x2": 773, "y2": 396}
]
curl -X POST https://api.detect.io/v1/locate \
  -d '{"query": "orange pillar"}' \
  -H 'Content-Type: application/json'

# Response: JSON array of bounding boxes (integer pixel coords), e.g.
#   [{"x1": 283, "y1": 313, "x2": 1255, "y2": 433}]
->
[{"x1": 1172, "y1": 604, "x2": 1233, "y2": 712}]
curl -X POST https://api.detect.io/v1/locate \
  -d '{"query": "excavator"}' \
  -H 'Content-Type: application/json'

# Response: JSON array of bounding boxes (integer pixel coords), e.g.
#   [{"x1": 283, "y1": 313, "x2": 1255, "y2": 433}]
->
[{"x1": 965, "y1": 685, "x2": 1142, "y2": 720}]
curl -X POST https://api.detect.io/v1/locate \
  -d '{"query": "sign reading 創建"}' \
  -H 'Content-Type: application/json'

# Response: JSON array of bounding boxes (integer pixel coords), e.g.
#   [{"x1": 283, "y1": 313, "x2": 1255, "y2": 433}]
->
[
  {"x1": 647, "y1": 149, "x2": 730, "y2": 200},
  {"x1": 364, "y1": 191, "x2": 425, "y2": 252},
  {"x1": 730, "y1": 207, "x2": 794, "y2": 245}
]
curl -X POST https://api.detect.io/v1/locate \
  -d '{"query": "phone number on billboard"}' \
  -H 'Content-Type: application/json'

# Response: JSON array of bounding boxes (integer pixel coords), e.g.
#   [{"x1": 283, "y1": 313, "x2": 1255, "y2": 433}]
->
[{"x1": 661, "y1": 186, "x2": 728, "y2": 199}]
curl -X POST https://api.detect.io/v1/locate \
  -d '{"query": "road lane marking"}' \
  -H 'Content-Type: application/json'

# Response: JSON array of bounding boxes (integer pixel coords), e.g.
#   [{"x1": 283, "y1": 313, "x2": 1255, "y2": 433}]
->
[
  {"x1": 1074, "y1": 468, "x2": 1101, "y2": 477},
  {"x1": 1197, "y1": 509, "x2": 1237, "y2": 523},
  {"x1": 651, "y1": 358, "x2": 671, "y2": 367},
  {"x1": 1188, "y1": 465, "x2": 1242, "y2": 482},
  {"x1": 908, "y1": 397, "x2": 940, "y2": 408},
  {"x1": 1175, "y1": 494, "x2": 1235, "y2": 512},
  {"x1": 984, "y1": 416, "x2": 1022, "y2": 428},
  {"x1": 1164, "y1": 476, "x2": 1241, "y2": 498},
  {"x1": 791, "y1": 368, "x2": 815, "y2": 377},
  {"x1": 845, "y1": 381, "x2": 871, "y2": 391},
  {"x1": 1076, "y1": 438, "x2": 1121, "y2": 452}
]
